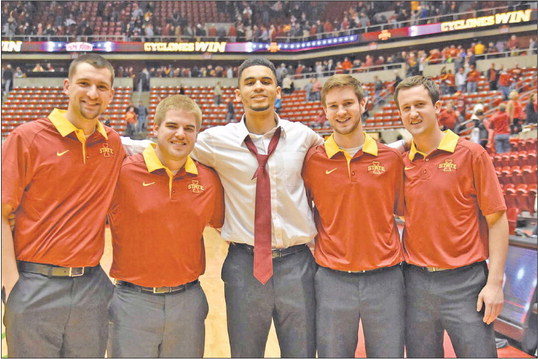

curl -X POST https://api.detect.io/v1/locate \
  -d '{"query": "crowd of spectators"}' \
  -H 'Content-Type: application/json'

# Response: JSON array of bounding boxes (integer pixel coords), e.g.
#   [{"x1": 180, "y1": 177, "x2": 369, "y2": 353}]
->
[
  {"x1": 3, "y1": 34, "x2": 536, "y2": 92},
  {"x1": 2, "y1": 1, "x2": 533, "y2": 43}
]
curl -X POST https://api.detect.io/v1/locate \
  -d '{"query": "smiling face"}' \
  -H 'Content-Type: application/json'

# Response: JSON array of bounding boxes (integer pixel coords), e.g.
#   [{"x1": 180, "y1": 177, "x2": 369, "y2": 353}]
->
[
  {"x1": 324, "y1": 86, "x2": 366, "y2": 137},
  {"x1": 63, "y1": 62, "x2": 114, "y2": 123},
  {"x1": 154, "y1": 108, "x2": 198, "y2": 171},
  {"x1": 397, "y1": 84, "x2": 442, "y2": 139},
  {"x1": 235, "y1": 65, "x2": 281, "y2": 115}
]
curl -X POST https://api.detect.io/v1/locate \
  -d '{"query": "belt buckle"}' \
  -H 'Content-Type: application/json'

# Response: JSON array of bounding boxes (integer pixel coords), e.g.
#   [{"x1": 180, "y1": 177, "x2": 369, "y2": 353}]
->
[
  {"x1": 427, "y1": 267, "x2": 443, "y2": 272},
  {"x1": 69, "y1": 267, "x2": 85, "y2": 277},
  {"x1": 271, "y1": 250, "x2": 281, "y2": 259},
  {"x1": 153, "y1": 287, "x2": 171, "y2": 294}
]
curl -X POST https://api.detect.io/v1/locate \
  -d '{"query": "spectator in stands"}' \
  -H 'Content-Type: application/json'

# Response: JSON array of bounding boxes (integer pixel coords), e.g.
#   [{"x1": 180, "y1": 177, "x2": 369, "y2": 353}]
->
[
  {"x1": 341, "y1": 57, "x2": 353, "y2": 74},
  {"x1": 125, "y1": 105, "x2": 138, "y2": 138},
  {"x1": 455, "y1": 67, "x2": 467, "y2": 93},
  {"x1": 507, "y1": 90, "x2": 525, "y2": 134},
  {"x1": 2, "y1": 63, "x2": 14, "y2": 97},
  {"x1": 225, "y1": 99, "x2": 235, "y2": 123},
  {"x1": 214, "y1": 81, "x2": 222, "y2": 105},
  {"x1": 304, "y1": 78, "x2": 313, "y2": 102},
  {"x1": 136, "y1": 101, "x2": 148, "y2": 132},
  {"x1": 393, "y1": 71, "x2": 403, "y2": 93},
  {"x1": 312, "y1": 77, "x2": 322, "y2": 102},
  {"x1": 487, "y1": 63, "x2": 498, "y2": 91},
  {"x1": 470, "y1": 109, "x2": 489, "y2": 149},
  {"x1": 474, "y1": 40, "x2": 486, "y2": 56},
  {"x1": 497, "y1": 69, "x2": 512, "y2": 100},
  {"x1": 490, "y1": 103, "x2": 511, "y2": 153},
  {"x1": 466, "y1": 64, "x2": 480, "y2": 93},
  {"x1": 32, "y1": 63, "x2": 44, "y2": 72},
  {"x1": 282, "y1": 75, "x2": 294, "y2": 94},
  {"x1": 438, "y1": 100, "x2": 459, "y2": 131},
  {"x1": 394, "y1": 75, "x2": 508, "y2": 358},
  {"x1": 507, "y1": 34, "x2": 519, "y2": 56},
  {"x1": 13, "y1": 66, "x2": 25, "y2": 78},
  {"x1": 525, "y1": 93, "x2": 537, "y2": 124},
  {"x1": 373, "y1": 75, "x2": 384, "y2": 106}
]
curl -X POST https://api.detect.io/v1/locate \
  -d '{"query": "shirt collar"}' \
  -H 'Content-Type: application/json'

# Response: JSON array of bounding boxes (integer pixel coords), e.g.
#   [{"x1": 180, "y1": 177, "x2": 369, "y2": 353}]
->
[
  {"x1": 324, "y1": 132, "x2": 378, "y2": 159},
  {"x1": 48, "y1": 108, "x2": 108, "y2": 139},
  {"x1": 237, "y1": 113, "x2": 287, "y2": 145},
  {"x1": 409, "y1": 130, "x2": 459, "y2": 160},
  {"x1": 142, "y1": 143, "x2": 198, "y2": 175}
]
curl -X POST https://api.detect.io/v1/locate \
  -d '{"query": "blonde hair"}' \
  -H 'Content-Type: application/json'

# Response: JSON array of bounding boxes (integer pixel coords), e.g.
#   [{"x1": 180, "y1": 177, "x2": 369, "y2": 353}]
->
[
  {"x1": 154, "y1": 95, "x2": 203, "y2": 129},
  {"x1": 509, "y1": 90, "x2": 519, "y2": 100}
]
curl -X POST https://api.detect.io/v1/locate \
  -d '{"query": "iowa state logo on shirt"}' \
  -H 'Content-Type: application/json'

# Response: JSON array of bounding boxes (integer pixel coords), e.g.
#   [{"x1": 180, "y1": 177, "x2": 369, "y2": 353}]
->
[
  {"x1": 367, "y1": 161, "x2": 386, "y2": 175},
  {"x1": 188, "y1": 180, "x2": 205, "y2": 193},
  {"x1": 438, "y1": 159, "x2": 457, "y2": 172},
  {"x1": 100, "y1": 143, "x2": 114, "y2": 157}
]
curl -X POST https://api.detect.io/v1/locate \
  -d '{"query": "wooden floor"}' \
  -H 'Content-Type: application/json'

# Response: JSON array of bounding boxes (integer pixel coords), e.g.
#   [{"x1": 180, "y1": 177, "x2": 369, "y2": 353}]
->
[{"x1": 1, "y1": 226, "x2": 533, "y2": 358}]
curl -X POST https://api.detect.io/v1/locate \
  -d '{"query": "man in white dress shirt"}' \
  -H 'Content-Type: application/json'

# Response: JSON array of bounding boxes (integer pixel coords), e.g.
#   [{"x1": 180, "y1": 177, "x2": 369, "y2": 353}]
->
[{"x1": 193, "y1": 57, "x2": 322, "y2": 357}]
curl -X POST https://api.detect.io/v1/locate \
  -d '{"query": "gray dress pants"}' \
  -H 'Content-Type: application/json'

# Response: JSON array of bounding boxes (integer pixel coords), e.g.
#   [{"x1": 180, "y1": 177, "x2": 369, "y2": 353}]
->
[
  {"x1": 3, "y1": 265, "x2": 113, "y2": 357},
  {"x1": 222, "y1": 243, "x2": 316, "y2": 357}
]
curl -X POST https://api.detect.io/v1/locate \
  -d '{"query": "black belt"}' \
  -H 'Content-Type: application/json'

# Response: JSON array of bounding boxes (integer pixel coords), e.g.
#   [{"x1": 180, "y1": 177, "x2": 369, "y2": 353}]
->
[
  {"x1": 17, "y1": 261, "x2": 98, "y2": 277},
  {"x1": 116, "y1": 280, "x2": 199, "y2": 294},
  {"x1": 328, "y1": 262, "x2": 402, "y2": 274},
  {"x1": 231, "y1": 242, "x2": 308, "y2": 259},
  {"x1": 405, "y1": 261, "x2": 486, "y2": 273}
]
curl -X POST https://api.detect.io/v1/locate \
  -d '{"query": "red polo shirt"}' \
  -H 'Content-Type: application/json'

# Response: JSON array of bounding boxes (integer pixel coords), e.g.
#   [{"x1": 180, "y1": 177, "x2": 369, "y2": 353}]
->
[
  {"x1": 303, "y1": 133, "x2": 404, "y2": 272},
  {"x1": 438, "y1": 109, "x2": 459, "y2": 130},
  {"x1": 108, "y1": 144, "x2": 224, "y2": 287},
  {"x1": 402, "y1": 130, "x2": 506, "y2": 268},
  {"x1": 2, "y1": 109, "x2": 125, "y2": 266},
  {"x1": 490, "y1": 111, "x2": 510, "y2": 135}
]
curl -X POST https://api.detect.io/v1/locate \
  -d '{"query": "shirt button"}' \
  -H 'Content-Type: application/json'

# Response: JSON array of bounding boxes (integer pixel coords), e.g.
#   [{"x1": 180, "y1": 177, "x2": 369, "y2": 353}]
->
[
  {"x1": 172, "y1": 190, "x2": 176, "y2": 193},
  {"x1": 425, "y1": 159, "x2": 429, "y2": 161},
  {"x1": 351, "y1": 171, "x2": 356, "y2": 176}
]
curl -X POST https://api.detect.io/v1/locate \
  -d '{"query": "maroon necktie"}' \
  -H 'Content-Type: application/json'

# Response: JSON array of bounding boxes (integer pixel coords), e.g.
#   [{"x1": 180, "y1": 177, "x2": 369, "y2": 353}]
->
[{"x1": 243, "y1": 127, "x2": 282, "y2": 284}]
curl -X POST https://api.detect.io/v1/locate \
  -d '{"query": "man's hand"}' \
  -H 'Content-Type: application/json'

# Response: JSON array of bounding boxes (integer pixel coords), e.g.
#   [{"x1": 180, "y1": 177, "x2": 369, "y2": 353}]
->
[
  {"x1": 3, "y1": 272, "x2": 19, "y2": 302},
  {"x1": 476, "y1": 282, "x2": 504, "y2": 325}
]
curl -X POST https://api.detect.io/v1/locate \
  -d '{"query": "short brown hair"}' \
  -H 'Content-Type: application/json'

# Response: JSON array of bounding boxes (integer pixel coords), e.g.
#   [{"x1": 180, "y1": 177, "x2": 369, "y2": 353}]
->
[
  {"x1": 154, "y1": 95, "x2": 203, "y2": 129},
  {"x1": 68, "y1": 54, "x2": 115, "y2": 85},
  {"x1": 394, "y1": 75, "x2": 439, "y2": 109},
  {"x1": 321, "y1": 74, "x2": 364, "y2": 106}
]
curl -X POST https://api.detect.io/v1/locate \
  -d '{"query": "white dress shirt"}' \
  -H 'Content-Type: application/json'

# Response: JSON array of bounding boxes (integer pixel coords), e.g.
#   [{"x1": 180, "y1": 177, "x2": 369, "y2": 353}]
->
[{"x1": 192, "y1": 115, "x2": 323, "y2": 248}]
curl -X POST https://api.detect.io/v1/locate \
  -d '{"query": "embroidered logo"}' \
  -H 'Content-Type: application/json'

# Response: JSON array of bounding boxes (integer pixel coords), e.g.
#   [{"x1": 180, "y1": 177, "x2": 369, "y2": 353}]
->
[
  {"x1": 438, "y1": 159, "x2": 457, "y2": 172},
  {"x1": 367, "y1": 161, "x2": 386, "y2": 175},
  {"x1": 142, "y1": 182, "x2": 156, "y2": 187},
  {"x1": 56, "y1": 150, "x2": 69, "y2": 156},
  {"x1": 325, "y1": 168, "x2": 337, "y2": 175},
  {"x1": 188, "y1": 180, "x2": 205, "y2": 193},
  {"x1": 99, "y1": 143, "x2": 114, "y2": 157}
]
